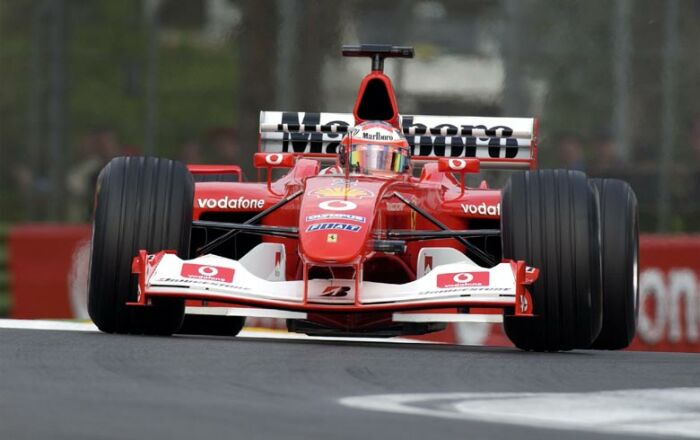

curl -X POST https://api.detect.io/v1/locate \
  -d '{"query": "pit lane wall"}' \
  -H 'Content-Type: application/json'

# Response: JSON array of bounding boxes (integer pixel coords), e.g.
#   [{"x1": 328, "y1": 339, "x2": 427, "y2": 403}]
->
[{"x1": 7, "y1": 225, "x2": 700, "y2": 352}]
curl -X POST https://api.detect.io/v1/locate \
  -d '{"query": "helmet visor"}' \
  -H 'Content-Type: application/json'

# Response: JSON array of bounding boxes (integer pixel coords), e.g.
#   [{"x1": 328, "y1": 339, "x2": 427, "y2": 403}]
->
[{"x1": 348, "y1": 144, "x2": 409, "y2": 175}]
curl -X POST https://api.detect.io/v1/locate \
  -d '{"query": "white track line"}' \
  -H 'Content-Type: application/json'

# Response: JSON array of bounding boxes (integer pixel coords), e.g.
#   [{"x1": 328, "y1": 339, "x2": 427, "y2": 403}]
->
[
  {"x1": 0, "y1": 319, "x2": 426, "y2": 344},
  {"x1": 0, "y1": 319, "x2": 99, "y2": 332},
  {"x1": 340, "y1": 389, "x2": 700, "y2": 438}
]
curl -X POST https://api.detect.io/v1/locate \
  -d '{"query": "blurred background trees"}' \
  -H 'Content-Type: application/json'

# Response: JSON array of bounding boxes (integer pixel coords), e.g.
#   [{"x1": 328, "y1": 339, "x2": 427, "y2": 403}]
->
[{"x1": 1, "y1": 0, "x2": 699, "y2": 231}]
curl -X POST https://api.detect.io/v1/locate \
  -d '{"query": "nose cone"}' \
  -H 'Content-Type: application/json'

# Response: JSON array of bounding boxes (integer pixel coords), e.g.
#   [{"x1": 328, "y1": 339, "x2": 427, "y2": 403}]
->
[{"x1": 299, "y1": 177, "x2": 384, "y2": 264}]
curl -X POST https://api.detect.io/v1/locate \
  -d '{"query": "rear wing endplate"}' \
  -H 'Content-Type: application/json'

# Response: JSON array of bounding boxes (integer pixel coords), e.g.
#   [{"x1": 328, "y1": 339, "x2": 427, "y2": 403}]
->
[{"x1": 259, "y1": 111, "x2": 538, "y2": 170}]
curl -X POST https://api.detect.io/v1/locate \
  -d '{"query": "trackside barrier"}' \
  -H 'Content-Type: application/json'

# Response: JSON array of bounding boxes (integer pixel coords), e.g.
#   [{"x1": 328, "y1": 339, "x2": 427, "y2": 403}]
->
[
  {"x1": 8, "y1": 225, "x2": 91, "y2": 318},
  {"x1": 0, "y1": 224, "x2": 10, "y2": 315},
  {"x1": 7, "y1": 225, "x2": 700, "y2": 352},
  {"x1": 630, "y1": 236, "x2": 700, "y2": 352}
]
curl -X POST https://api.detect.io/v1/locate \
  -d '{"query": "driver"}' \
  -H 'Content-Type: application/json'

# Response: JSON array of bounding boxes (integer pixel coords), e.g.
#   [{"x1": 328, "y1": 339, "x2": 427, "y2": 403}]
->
[{"x1": 337, "y1": 121, "x2": 411, "y2": 176}]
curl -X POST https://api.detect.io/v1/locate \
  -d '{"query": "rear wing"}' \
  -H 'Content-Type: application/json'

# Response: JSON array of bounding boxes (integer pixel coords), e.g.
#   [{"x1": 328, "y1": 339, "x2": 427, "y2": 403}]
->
[{"x1": 259, "y1": 111, "x2": 538, "y2": 170}]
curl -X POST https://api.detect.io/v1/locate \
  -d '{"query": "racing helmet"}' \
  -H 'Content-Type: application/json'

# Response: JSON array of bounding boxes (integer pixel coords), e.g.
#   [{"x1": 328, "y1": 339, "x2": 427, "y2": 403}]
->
[{"x1": 339, "y1": 121, "x2": 410, "y2": 176}]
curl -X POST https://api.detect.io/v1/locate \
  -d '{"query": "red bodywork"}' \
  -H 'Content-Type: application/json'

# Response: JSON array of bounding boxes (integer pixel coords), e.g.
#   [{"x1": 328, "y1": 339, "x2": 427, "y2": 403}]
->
[{"x1": 131, "y1": 67, "x2": 538, "y2": 335}]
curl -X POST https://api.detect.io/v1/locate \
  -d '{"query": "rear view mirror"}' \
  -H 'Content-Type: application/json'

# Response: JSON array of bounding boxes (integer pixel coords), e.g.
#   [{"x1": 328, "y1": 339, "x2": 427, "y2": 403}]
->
[
  {"x1": 254, "y1": 153, "x2": 296, "y2": 195},
  {"x1": 253, "y1": 153, "x2": 296, "y2": 169},
  {"x1": 438, "y1": 158, "x2": 480, "y2": 198},
  {"x1": 437, "y1": 158, "x2": 480, "y2": 174}
]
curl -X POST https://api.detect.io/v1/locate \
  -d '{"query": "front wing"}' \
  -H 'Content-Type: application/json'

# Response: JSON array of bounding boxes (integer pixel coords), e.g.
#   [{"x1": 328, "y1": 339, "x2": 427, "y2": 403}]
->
[{"x1": 129, "y1": 247, "x2": 537, "y2": 317}]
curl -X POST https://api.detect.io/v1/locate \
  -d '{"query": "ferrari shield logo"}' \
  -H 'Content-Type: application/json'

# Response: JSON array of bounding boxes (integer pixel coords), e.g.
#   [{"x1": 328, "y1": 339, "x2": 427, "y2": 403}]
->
[{"x1": 327, "y1": 233, "x2": 338, "y2": 243}]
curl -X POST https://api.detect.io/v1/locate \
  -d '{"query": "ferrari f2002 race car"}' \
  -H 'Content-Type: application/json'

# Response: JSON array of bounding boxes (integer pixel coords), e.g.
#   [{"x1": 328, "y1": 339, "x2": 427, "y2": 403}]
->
[{"x1": 88, "y1": 45, "x2": 639, "y2": 351}]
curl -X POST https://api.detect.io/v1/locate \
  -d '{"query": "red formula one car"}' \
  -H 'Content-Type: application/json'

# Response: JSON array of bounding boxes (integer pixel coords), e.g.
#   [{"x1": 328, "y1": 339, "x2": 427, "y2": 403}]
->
[{"x1": 88, "y1": 45, "x2": 639, "y2": 351}]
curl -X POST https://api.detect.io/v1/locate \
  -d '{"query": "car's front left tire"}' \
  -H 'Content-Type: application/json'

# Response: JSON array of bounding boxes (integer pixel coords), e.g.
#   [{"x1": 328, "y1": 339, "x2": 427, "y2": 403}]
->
[
  {"x1": 501, "y1": 169, "x2": 603, "y2": 351},
  {"x1": 88, "y1": 156, "x2": 194, "y2": 335}
]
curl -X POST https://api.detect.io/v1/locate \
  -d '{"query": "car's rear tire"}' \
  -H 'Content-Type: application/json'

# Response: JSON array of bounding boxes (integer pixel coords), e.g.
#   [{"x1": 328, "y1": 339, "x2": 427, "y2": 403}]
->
[
  {"x1": 589, "y1": 178, "x2": 639, "y2": 350},
  {"x1": 88, "y1": 156, "x2": 194, "y2": 335},
  {"x1": 501, "y1": 169, "x2": 603, "y2": 351},
  {"x1": 177, "y1": 315, "x2": 246, "y2": 337}
]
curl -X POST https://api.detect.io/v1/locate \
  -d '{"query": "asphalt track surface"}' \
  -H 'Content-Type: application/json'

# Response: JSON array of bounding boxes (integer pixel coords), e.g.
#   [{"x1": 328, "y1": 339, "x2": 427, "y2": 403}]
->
[{"x1": 1, "y1": 322, "x2": 699, "y2": 440}]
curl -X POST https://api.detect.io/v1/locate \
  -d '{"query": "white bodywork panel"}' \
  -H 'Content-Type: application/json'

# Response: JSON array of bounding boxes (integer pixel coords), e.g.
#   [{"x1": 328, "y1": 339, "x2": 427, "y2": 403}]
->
[
  {"x1": 238, "y1": 242, "x2": 286, "y2": 281},
  {"x1": 146, "y1": 244, "x2": 516, "y2": 307},
  {"x1": 416, "y1": 247, "x2": 475, "y2": 278},
  {"x1": 392, "y1": 313, "x2": 504, "y2": 323},
  {"x1": 185, "y1": 306, "x2": 306, "y2": 319}
]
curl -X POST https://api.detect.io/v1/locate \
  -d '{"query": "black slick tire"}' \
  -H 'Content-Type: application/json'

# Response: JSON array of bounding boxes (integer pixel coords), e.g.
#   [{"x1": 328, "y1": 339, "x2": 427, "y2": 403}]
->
[
  {"x1": 501, "y1": 169, "x2": 603, "y2": 351},
  {"x1": 88, "y1": 156, "x2": 194, "y2": 335},
  {"x1": 589, "y1": 178, "x2": 639, "y2": 350}
]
